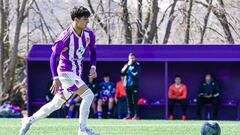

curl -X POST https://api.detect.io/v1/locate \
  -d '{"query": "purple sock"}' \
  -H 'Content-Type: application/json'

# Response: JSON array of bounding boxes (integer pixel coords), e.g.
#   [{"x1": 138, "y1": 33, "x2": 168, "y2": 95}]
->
[
  {"x1": 97, "y1": 111, "x2": 102, "y2": 119},
  {"x1": 69, "y1": 100, "x2": 76, "y2": 106},
  {"x1": 68, "y1": 110, "x2": 74, "y2": 118}
]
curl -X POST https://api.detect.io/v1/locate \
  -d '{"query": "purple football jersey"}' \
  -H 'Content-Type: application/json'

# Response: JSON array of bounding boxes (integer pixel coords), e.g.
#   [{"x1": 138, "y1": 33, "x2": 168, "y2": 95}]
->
[{"x1": 50, "y1": 26, "x2": 96, "y2": 77}]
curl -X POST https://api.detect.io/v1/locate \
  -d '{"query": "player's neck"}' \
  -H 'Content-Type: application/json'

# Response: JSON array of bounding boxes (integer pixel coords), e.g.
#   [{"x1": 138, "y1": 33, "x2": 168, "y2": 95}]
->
[{"x1": 72, "y1": 24, "x2": 83, "y2": 36}]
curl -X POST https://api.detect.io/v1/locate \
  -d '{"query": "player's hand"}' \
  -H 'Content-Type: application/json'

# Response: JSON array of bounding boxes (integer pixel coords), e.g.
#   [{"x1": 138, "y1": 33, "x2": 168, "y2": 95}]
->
[
  {"x1": 50, "y1": 78, "x2": 62, "y2": 95},
  {"x1": 115, "y1": 98, "x2": 118, "y2": 103},
  {"x1": 128, "y1": 60, "x2": 133, "y2": 65},
  {"x1": 103, "y1": 96, "x2": 108, "y2": 102},
  {"x1": 204, "y1": 94, "x2": 212, "y2": 98},
  {"x1": 89, "y1": 67, "x2": 97, "y2": 78}
]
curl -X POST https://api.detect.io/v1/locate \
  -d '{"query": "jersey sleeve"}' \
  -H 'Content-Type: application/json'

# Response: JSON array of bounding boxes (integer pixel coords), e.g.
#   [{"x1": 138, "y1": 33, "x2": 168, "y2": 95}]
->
[
  {"x1": 168, "y1": 85, "x2": 175, "y2": 99},
  {"x1": 52, "y1": 40, "x2": 66, "y2": 55},
  {"x1": 114, "y1": 83, "x2": 119, "y2": 99},
  {"x1": 111, "y1": 83, "x2": 115, "y2": 97},
  {"x1": 213, "y1": 81, "x2": 220, "y2": 97},
  {"x1": 50, "y1": 39, "x2": 65, "y2": 78},
  {"x1": 50, "y1": 52, "x2": 60, "y2": 78},
  {"x1": 89, "y1": 31, "x2": 96, "y2": 68}
]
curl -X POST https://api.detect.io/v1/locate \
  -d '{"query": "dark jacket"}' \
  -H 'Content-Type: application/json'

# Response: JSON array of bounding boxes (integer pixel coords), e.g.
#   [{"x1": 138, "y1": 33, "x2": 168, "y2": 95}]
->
[
  {"x1": 121, "y1": 61, "x2": 140, "y2": 87},
  {"x1": 198, "y1": 80, "x2": 220, "y2": 98}
]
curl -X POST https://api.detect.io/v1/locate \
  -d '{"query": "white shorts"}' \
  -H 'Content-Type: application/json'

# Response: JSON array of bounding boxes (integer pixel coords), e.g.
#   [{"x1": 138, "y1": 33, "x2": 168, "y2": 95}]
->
[{"x1": 58, "y1": 72, "x2": 86, "y2": 99}]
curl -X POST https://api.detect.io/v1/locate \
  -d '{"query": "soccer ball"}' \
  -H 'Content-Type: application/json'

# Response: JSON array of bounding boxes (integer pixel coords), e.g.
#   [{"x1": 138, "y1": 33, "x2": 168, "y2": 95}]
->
[{"x1": 201, "y1": 121, "x2": 221, "y2": 135}]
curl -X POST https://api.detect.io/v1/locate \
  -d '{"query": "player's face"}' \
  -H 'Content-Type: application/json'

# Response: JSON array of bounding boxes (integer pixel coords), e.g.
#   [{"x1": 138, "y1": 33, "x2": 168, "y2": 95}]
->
[
  {"x1": 205, "y1": 74, "x2": 212, "y2": 82},
  {"x1": 75, "y1": 16, "x2": 89, "y2": 29},
  {"x1": 104, "y1": 76, "x2": 110, "y2": 82},
  {"x1": 175, "y1": 77, "x2": 181, "y2": 85},
  {"x1": 128, "y1": 55, "x2": 136, "y2": 62}
]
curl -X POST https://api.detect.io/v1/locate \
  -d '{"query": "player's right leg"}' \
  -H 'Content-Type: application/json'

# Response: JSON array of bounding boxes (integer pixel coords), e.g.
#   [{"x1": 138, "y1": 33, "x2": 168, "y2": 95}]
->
[
  {"x1": 91, "y1": 97, "x2": 98, "y2": 117},
  {"x1": 107, "y1": 97, "x2": 114, "y2": 118},
  {"x1": 168, "y1": 99, "x2": 175, "y2": 120},
  {"x1": 19, "y1": 92, "x2": 70, "y2": 135},
  {"x1": 97, "y1": 99, "x2": 103, "y2": 119}
]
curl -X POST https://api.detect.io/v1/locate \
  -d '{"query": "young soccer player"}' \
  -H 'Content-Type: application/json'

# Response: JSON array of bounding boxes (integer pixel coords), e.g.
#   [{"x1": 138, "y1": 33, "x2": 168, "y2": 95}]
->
[
  {"x1": 168, "y1": 75, "x2": 187, "y2": 120},
  {"x1": 114, "y1": 73, "x2": 128, "y2": 119},
  {"x1": 97, "y1": 73, "x2": 115, "y2": 119},
  {"x1": 20, "y1": 6, "x2": 99, "y2": 135}
]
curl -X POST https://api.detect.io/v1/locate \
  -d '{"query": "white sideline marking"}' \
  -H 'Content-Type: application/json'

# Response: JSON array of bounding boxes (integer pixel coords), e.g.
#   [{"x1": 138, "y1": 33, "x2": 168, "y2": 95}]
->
[{"x1": 90, "y1": 124, "x2": 239, "y2": 127}]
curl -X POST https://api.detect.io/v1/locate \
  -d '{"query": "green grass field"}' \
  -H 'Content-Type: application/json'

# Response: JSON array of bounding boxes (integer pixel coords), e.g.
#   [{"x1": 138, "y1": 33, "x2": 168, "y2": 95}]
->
[{"x1": 0, "y1": 118, "x2": 239, "y2": 135}]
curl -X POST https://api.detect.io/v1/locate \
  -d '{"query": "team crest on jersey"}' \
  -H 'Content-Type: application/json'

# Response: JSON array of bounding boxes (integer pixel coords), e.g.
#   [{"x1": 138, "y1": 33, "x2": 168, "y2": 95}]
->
[{"x1": 77, "y1": 47, "x2": 85, "y2": 55}]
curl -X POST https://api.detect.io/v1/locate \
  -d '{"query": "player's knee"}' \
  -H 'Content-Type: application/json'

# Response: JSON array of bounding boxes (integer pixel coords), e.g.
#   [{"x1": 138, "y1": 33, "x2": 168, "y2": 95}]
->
[{"x1": 52, "y1": 96, "x2": 65, "y2": 110}]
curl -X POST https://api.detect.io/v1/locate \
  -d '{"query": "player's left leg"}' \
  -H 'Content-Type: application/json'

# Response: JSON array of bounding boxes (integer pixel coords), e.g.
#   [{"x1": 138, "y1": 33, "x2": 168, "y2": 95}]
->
[
  {"x1": 212, "y1": 97, "x2": 219, "y2": 120},
  {"x1": 132, "y1": 86, "x2": 139, "y2": 120},
  {"x1": 180, "y1": 99, "x2": 187, "y2": 120},
  {"x1": 125, "y1": 86, "x2": 134, "y2": 119},
  {"x1": 74, "y1": 84, "x2": 99, "y2": 135},
  {"x1": 20, "y1": 92, "x2": 71, "y2": 135},
  {"x1": 107, "y1": 97, "x2": 114, "y2": 118},
  {"x1": 91, "y1": 96, "x2": 98, "y2": 117}
]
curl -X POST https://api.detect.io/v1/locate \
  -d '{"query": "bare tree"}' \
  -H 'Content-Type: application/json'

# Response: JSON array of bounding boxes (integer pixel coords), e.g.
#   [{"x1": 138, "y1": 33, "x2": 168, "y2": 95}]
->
[
  {"x1": 136, "y1": 0, "x2": 143, "y2": 43},
  {"x1": 213, "y1": 0, "x2": 234, "y2": 43},
  {"x1": 144, "y1": 0, "x2": 159, "y2": 44},
  {"x1": 195, "y1": 0, "x2": 235, "y2": 44},
  {"x1": 184, "y1": 0, "x2": 193, "y2": 44},
  {"x1": 163, "y1": 0, "x2": 178, "y2": 44},
  {"x1": 0, "y1": 0, "x2": 4, "y2": 98},
  {"x1": 3, "y1": 0, "x2": 9, "y2": 60},
  {"x1": 87, "y1": 0, "x2": 111, "y2": 43},
  {"x1": 200, "y1": 0, "x2": 213, "y2": 44},
  {"x1": 122, "y1": 0, "x2": 132, "y2": 44},
  {"x1": 33, "y1": 0, "x2": 55, "y2": 42},
  {"x1": 2, "y1": 0, "x2": 34, "y2": 101}
]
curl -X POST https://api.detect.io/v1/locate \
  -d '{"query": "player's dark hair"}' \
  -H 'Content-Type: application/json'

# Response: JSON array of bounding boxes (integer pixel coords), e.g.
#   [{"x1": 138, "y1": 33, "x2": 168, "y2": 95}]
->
[
  {"x1": 70, "y1": 6, "x2": 91, "y2": 21},
  {"x1": 104, "y1": 73, "x2": 110, "y2": 77},
  {"x1": 129, "y1": 52, "x2": 136, "y2": 57},
  {"x1": 175, "y1": 75, "x2": 181, "y2": 79}
]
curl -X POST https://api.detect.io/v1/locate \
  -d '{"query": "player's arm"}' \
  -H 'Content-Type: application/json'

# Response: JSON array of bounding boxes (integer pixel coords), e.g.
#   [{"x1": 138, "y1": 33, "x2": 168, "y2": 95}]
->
[
  {"x1": 110, "y1": 83, "x2": 116, "y2": 97},
  {"x1": 49, "y1": 40, "x2": 65, "y2": 94},
  {"x1": 121, "y1": 64, "x2": 128, "y2": 74},
  {"x1": 213, "y1": 81, "x2": 220, "y2": 97},
  {"x1": 198, "y1": 83, "x2": 205, "y2": 97},
  {"x1": 178, "y1": 85, "x2": 187, "y2": 99},
  {"x1": 89, "y1": 32, "x2": 97, "y2": 78},
  {"x1": 114, "y1": 83, "x2": 119, "y2": 102},
  {"x1": 168, "y1": 86, "x2": 176, "y2": 99}
]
